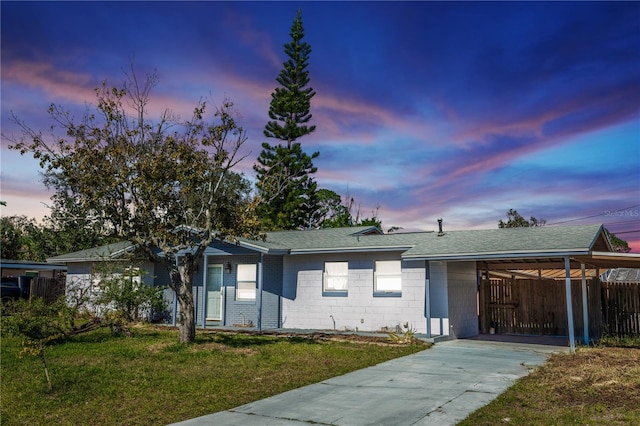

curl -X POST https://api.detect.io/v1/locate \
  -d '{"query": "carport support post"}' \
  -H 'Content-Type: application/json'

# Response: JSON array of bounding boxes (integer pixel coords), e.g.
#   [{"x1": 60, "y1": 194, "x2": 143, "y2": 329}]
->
[
  {"x1": 564, "y1": 257, "x2": 575, "y2": 352},
  {"x1": 581, "y1": 263, "x2": 589, "y2": 345}
]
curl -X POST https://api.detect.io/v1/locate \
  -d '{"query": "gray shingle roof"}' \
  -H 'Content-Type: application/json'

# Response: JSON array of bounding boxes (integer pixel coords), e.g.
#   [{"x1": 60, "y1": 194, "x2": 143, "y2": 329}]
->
[
  {"x1": 402, "y1": 224, "x2": 606, "y2": 259},
  {"x1": 46, "y1": 241, "x2": 135, "y2": 263},
  {"x1": 244, "y1": 224, "x2": 608, "y2": 259},
  {"x1": 46, "y1": 224, "x2": 611, "y2": 262}
]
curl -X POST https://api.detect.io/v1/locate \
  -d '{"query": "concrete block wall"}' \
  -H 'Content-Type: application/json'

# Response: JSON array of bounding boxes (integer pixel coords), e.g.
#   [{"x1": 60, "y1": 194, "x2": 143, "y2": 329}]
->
[
  {"x1": 261, "y1": 254, "x2": 283, "y2": 329},
  {"x1": 428, "y1": 261, "x2": 449, "y2": 336},
  {"x1": 218, "y1": 253, "x2": 261, "y2": 327},
  {"x1": 281, "y1": 252, "x2": 427, "y2": 333},
  {"x1": 206, "y1": 253, "x2": 280, "y2": 329},
  {"x1": 446, "y1": 261, "x2": 479, "y2": 338}
]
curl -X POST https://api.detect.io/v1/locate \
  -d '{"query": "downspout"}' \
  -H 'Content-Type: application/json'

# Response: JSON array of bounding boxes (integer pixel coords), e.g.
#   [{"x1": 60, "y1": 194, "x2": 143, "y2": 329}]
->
[
  {"x1": 564, "y1": 257, "x2": 576, "y2": 352},
  {"x1": 257, "y1": 253, "x2": 264, "y2": 331},
  {"x1": 581, "y1": 263, "x2": 589, "y2": 345}
]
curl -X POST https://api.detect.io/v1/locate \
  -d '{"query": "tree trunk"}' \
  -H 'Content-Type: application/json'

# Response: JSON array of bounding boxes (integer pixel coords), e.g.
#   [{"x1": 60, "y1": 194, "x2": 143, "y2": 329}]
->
[{"x1": 177, "y1": 261, "x2": 196, "y2": 344}]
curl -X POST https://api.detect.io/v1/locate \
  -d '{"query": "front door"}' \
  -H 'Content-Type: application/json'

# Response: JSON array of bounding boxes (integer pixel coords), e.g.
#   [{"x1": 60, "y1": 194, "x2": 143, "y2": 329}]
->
[{"x1": 206, "y1": 265, "x2": 223, "y2": 321}]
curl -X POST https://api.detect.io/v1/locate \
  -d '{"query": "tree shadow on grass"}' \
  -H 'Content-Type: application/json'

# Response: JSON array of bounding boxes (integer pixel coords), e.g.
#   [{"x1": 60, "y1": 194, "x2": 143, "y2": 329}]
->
[{"x1": 197, "y1": 332, "x2": 320, "y2": 348}]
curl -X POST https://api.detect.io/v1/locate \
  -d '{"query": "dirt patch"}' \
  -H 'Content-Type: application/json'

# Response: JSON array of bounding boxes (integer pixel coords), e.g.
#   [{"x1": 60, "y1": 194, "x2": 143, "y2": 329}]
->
[
  {"x1": 199, "y1": 328, "x2": 429, "y2": 347},
  {"x1": 460, "y1": 346, "x2": 640, "y2": 425},
  {"x1": 538, "y1": 347, "x2": 640, "y2": 411}
]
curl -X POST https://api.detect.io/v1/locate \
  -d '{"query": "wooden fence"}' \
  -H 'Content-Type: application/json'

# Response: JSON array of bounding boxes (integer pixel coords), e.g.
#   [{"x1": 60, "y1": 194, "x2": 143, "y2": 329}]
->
[
  {"x1": 30, "y1": 276, "x2": 66, "y2": 304},
  {"x1": 480, "y1": 278, "x2": 603, "y2": 338},
  {"x1": 601, "y1": 281, "x2": 640, "y2": 336}
]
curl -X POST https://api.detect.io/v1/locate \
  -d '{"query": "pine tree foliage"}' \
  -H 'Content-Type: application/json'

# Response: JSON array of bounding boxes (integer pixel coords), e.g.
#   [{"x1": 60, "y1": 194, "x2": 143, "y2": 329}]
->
[
  {"x1": 264, "y1": 10, "x2": 316, "y2": 145},
  {"x1": 255, "y1": 10, "x2": 319, "y2": 230}
]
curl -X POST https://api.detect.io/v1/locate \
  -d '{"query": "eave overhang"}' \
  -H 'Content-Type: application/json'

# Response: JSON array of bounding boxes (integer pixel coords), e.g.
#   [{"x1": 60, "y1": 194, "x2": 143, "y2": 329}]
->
[
  {"x1": 289, "y1": 245, "x2": 414, "y2": 255},
  {"x1": 402, "y1": 250, "x2": 591, "y2": 262}
]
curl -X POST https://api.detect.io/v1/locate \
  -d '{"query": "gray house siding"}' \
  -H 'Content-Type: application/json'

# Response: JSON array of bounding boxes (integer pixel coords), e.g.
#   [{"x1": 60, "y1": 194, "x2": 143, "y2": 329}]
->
[
  {"x1": 200, "y1": 251, "x2": 282, "y2": 329},
  {"x1": 261, "y1": 254, "x2": 284, "y2": 329},
  {"x1": 428, "y1": 261, "x2": 449, "y2": 336},
  {"x1": 281, "y1": 252, "x2": 428, "y2": 333},
  {"x1": 223, "y1": 253, "x2": 261, "y2": 327},
  {"x1": 446, "y1": 261, "x2": 478, "y2": 338},
  {"x1": 63, "y1": 259, "x2": 157, "y2": 317}
]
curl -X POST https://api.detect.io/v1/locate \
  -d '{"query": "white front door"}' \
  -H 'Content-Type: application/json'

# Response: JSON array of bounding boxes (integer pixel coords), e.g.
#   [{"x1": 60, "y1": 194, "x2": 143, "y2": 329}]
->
[{"x1": 206, "y1": 265, "x2": 223, "y2": 321}]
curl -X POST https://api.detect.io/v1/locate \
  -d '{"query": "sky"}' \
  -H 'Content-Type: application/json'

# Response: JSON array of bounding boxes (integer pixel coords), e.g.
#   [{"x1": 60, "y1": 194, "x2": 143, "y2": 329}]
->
[{"x1": 1, "y1": 1, "x2": 639, "y2": 252}]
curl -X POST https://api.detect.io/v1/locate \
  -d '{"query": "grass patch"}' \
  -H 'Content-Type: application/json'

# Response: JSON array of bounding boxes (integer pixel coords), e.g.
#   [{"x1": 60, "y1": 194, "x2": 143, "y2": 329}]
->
[
  {"x1": 1, "y1": 326, "x2": 427, "y2": 425},
  {"x1": 459, "y1": 345, "x2": 640, "y2": 425}
]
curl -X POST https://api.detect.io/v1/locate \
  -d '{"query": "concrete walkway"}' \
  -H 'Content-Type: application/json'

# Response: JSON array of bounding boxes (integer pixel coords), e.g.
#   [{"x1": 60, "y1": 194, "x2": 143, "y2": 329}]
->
[{"x1": 170, "y1": 339, "x2": 569, "y2": 426}]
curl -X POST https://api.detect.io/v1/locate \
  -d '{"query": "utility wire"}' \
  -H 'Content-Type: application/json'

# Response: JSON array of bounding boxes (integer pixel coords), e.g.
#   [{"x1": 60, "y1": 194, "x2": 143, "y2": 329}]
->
[
  {"x1": 546, "y1": 203, "x2": 640, "y2": 226},
  {"x1": 611, "y1": 229, "x2": 640, "y2": 235}
]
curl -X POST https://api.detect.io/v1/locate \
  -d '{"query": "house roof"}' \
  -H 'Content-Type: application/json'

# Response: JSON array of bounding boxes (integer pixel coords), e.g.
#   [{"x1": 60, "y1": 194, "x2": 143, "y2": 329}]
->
[
  {"x1": 247, "y1": 226, "x2": 418, "y2": 254},
  {"x1": 46, "y1": 224, "x2": 640, "y2": 270},
  {"x1": 46, "y1": 241, "x2": 135, "y2": 263},
  {"x1": 402, "y1": 224, "x2": 610, "y2": 260},
  {"x1": 239, "y1": 224, "x2": 609, "y2": 259},
  {"x1": 1, "y1": 259, "x2": 67, "y2": 271}
]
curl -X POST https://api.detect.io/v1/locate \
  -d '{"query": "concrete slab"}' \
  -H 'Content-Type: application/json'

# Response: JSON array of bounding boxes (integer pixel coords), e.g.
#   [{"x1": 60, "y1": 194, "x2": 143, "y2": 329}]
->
[{"x1": 169, "y1": 339, "x2": 569, "y2": 426}]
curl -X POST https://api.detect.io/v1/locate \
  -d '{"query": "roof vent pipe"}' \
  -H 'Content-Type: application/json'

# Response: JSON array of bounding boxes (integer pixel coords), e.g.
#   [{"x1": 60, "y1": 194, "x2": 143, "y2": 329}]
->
[{"x1": 437, "y1": 218, "x2": 445, "y2": 237}]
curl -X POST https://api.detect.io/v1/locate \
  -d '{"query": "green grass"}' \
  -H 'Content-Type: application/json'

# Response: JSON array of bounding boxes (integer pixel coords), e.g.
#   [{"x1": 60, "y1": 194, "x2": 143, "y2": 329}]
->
[{"x1": 1, "y1": 326, "x2": 427, "y2": 425}]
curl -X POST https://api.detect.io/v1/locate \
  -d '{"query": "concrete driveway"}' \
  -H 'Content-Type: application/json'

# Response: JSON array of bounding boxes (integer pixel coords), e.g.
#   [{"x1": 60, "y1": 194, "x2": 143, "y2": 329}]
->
[{"x1": 170, "y1": 338, "x2": 569, "y2": 426}]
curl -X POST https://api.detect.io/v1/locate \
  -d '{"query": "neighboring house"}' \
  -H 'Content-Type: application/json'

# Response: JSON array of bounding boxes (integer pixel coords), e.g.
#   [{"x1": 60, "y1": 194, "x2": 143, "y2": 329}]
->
[
  {"x1": 46, "y1": 242, "x2": 156, "y2": 311},
  {"x1": 47, "y1": 224, "x2": 640, "y2": 343},
  {"x1": 602, "y1": 268, "x2": 640, "y2": 283},
  {"x1": 1, "y1": 258, "x2": 66, "y2": 279}
]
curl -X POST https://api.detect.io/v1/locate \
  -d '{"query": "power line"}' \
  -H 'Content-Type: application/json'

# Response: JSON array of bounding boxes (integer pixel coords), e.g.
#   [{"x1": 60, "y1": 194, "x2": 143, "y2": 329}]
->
[
  {"x1": 546, "y1": 204, "x2": 640, "y2": 226},
  {"x1": 611, "y1": 229, "x2": 640, "y2": 235},
  {"x1": 600, "y1": 220, "x2": 640, "y2": 226}
]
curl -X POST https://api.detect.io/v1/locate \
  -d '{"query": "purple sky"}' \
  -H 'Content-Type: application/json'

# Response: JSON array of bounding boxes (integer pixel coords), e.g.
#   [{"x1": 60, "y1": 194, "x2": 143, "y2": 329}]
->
[{"x1": 1, "y1": 1, "x2": 639, "y2": 252}]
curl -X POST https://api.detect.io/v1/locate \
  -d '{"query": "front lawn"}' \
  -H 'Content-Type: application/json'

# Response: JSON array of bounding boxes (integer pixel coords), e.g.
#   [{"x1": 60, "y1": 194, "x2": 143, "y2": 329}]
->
[{"x1": 0, "y1": 326, "x2": 427, "y2": 425}]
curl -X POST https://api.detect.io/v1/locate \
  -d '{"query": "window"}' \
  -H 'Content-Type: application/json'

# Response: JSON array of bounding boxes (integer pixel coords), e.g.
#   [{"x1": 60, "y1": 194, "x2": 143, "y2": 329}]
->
[
  {"x1": 236, "y1": 264, "x2": 256, "y2": 301},
  {"x1": 324, "y1": 262, "x2": 348, "y2": 293},
  {"x1": 375, "y1": 260, "x2": 402, "y2": 295}
]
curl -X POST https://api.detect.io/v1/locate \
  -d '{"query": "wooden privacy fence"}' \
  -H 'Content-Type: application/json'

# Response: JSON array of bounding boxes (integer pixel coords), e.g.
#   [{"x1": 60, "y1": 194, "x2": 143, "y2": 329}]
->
[
  {"x1": 601, "y1": 281, "x2": 640, "y2": 336},
  {"x1": 480, "y1": 278, "x2": 602, "y2": 339},
  {"x1": 30, "y1": 276, "x2": 66, "y2": 304}
]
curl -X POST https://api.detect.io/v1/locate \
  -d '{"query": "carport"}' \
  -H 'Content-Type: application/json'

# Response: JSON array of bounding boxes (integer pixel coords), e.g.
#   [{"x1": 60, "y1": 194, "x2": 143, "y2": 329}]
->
[
  {"x1": 478, "y1": 251, "x2": 640, "y2": 351},
  {"x1": 404, "y1": 224, "x2": 640, "y2": 351}
]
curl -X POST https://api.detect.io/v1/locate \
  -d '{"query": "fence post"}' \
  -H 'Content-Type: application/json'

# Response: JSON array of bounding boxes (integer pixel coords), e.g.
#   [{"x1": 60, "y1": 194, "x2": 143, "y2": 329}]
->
[{"x1": 581, "y1": 263, "x2": 589, "y2": 345}]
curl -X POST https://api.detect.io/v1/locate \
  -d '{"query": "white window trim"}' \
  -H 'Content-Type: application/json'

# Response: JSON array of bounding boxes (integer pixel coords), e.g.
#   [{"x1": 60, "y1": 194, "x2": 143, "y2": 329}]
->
[
  {"x1": 323, "y1": 261, "x2": 349, "y2": 293},
  {"x1": 374, "y1": 260, "x2": 402, "y2": 294},
  {"x1": 236, "y1": 264, "x2": 257, "y2": 301}
]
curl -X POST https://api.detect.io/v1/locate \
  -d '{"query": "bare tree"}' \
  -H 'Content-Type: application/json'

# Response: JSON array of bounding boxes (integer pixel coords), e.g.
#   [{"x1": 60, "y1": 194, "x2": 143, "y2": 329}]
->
[{"x1": 8, "y1": 69, "x2": 261, "y2": 343}]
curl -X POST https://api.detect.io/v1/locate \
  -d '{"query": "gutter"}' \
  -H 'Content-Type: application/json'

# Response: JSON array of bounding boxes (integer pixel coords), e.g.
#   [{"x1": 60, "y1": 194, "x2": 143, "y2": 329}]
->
[
  {"x1": 289, "y1": 245, "x2": 415, "y2": 255},
  {"x1": 403, "y1": 250, "x2": 592, "y2": 262}
]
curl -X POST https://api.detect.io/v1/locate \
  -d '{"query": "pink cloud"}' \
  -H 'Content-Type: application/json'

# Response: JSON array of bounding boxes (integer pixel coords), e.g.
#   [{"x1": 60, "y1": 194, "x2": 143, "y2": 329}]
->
[{"x1": 2, "y1": 60, "x2": 96, "y2": 105}]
